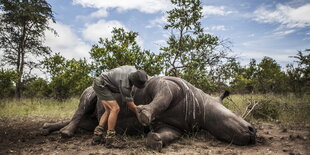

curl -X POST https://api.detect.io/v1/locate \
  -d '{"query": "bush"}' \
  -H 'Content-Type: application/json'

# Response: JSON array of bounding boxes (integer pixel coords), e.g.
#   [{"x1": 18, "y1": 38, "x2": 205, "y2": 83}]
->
[
  {"x1": 251, "y1": 99, "x2": 280, "y2": 120},
  {"x1": 23, "y1": 77, "x2": 51, "y2": 98},
  {"x1": 224, "y1": 94, "x2": 310, "y2": 124},
  {"x1": 0, "y1": 69, "x2": 17, "y2": 99}
]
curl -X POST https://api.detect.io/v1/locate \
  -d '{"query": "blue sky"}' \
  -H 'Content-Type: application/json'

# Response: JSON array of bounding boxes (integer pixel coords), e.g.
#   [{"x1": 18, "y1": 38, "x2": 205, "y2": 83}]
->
[{"x1": 43, "y1": 0, "x2": 310, "y2": 67}]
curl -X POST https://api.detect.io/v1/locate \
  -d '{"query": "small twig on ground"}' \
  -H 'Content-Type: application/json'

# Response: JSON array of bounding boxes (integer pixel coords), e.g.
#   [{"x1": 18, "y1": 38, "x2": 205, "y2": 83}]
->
[
  {"x1": 242, "y1": 100, "x2": 259, "y2": 119},
  {"x1": 242, "y1": 102, "x2": 253, "y2": 117}
]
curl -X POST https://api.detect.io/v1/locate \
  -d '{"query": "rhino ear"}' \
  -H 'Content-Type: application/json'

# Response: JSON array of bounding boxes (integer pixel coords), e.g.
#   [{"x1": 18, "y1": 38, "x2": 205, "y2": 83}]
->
[{"x1": 220, "y1": 90, "x2": 230, "y2": 100}]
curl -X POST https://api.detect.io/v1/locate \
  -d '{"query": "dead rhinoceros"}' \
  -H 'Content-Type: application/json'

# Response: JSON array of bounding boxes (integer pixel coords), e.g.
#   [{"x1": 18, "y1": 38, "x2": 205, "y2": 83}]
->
[{"x1": 42, "y1": 76, "x2": 256, "y2": 151}]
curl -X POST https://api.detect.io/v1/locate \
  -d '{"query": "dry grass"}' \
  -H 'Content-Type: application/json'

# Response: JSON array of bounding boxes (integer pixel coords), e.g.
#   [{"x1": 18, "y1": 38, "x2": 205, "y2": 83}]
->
[
  {"x1": 0, "y1": 94, "x2": 309, "y2": 124},
  {"x1": 0, "y1": 98, "x2": 78, "y2": 119},
  {"x1": 224, "y1": 94, "x2": 310, "y2": 124}
]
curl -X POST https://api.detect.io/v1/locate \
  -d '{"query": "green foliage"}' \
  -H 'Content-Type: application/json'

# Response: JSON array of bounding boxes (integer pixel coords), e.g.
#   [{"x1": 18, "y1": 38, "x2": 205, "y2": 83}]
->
[
  {"x1": 286, "y1": 49, "x2": 310, "y2": 95},
  {"x1": 40, "y1": 52, "x2": 66, "y2": 77},
  {"x1": 251, "y1": 100, "x2": 280, "y2": 120},
  {"x1": 90, "y1": 27, "x2": 164, "y2": 76},
  {"x1": 42, "y1": 53, "x2": 93, "y2": 100},
  {"x1": 0, "y1": 68, "x2": 17, "y2": 98},
  {"x1": 161, "y1": 0, "x2": 233, "y2": 92},
  {"x1": 0, "y1": 0, "x2": 307, "y2": 100},
  {"x1": 230, "y1": 57, "x2": 287, "y2": 93},
  {"x1": 0, "y1": 0, "x2": 56, "y2": 99},
  {"x1": 224, "y1": 94, "x2": 310, "y2": 123},
  {"x1": 22, "y1": 77, "x2": 51, "y2": 98},
  {"x1": 256, "y1": 57, "x2": 287, "y2": 93}
]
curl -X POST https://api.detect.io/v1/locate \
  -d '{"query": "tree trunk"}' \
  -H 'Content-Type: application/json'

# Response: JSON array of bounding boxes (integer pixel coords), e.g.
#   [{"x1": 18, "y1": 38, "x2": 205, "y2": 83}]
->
[
  {"x1": 15, "y1": 22, "x2": 27, "y2": 99},
  {"x1": 15, "y1": 75, "x2": 22, "y2": 99}
]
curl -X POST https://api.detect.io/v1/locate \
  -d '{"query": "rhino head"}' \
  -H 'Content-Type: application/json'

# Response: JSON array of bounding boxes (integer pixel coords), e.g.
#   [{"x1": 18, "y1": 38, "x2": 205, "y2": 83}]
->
[{"x1": 201, "y1": 91, "x2": 256, "y2": 145}]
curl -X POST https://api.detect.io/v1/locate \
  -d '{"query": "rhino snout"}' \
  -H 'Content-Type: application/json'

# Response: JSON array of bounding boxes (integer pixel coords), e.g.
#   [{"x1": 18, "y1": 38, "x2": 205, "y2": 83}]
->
[{"x1": 247, "y1": 125, "x2": 256, "y2": 145}]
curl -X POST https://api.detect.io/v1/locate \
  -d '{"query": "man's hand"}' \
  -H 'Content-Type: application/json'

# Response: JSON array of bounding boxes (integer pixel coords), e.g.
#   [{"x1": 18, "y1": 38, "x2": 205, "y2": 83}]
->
[{"x1": 127, "y1": 102, "x2": 137, "y2": 113}]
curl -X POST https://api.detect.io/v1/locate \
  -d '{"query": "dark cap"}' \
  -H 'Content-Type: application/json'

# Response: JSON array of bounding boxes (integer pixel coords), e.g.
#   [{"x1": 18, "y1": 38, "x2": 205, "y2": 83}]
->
[{"x1": 129, "y1": 70, "x2": 148, "y2": 88}]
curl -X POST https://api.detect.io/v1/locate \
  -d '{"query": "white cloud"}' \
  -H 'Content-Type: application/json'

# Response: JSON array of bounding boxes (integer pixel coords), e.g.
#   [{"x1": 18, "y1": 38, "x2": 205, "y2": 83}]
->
[
  {"x1": 73, "y1": 0, "x2": 172, "y2": 14},
  {"x1": 136, "y1": 36, "x2": 145, "y2": 48},
  {"x1": 146, "y1": 15, "x2": 167, "y2": 28},
  {"x1": 253, "y1": 4, "x2": 310, "y2": 28},
  {"x1": 82, "y1": 20, "x2": 126, "y2": 42},
  {"x1": 248, "y1": 34, "x2": 255, "y2": 37},
  {"x1": 90, "y1": 8, "x2": 108, "y2": 18},
  {"x1": 82, "y1": 20, "x2": 145, "y2": 47},
  {"x1": 237, "y1": 48, "x2": 297, "y2": 67},
  {"x1": 206, "y1": 25, "x2": 227, "y2": 31},
  {"x1": 202, "y1": 5, "x2": 233, "y2": 17},
  {"x1": 303, "y1": 37, "x2": 310, "y2": 40},
  {"x1": 305, "y1": 31, "x2": 310, "y2": 40},
  {"x1": 240, "y1": 50, "x2": 292, "y2": 62},
  {"x1": 45, "y1": 22, "x2": 91, "y2": 60},
  {"x1": 273, "y1": 29, "x2": 296, "y2": 36},
  {"x1": 153, "y1": 39, "x2": 167, "y2": 47}
]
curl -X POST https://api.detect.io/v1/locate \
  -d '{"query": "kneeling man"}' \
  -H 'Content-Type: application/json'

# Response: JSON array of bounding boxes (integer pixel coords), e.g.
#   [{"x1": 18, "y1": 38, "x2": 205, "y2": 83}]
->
[{"x1": 92, "y1": 65, "x2": 148, "y2": 147}]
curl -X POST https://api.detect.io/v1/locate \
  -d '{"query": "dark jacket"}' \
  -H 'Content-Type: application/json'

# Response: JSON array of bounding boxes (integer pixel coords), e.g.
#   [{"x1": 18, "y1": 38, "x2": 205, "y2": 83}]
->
[{"x1": 100, "y1": 65, "x2": 136, "y2": 102}]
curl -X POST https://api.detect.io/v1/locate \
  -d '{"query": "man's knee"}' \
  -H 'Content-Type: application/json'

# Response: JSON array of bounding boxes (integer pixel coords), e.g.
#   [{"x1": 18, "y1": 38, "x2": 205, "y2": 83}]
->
[
  {"x1": 111, "y1": 105, "x2": 120, "y2": 113},
  {"x1": 110, "y1": 102, "x2": 120, "y2": 113}
]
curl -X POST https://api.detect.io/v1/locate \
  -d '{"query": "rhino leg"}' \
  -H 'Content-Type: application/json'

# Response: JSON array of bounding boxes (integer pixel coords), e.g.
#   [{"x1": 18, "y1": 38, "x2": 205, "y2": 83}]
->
[
  {"x1": 41, "y1": 121, "x2": 70, "y2": 135},
  {"x1": 146, "y1": 125, "x2": 181, "y2": 152},
  {"x1": 76, "y1": 115, "x2": 98, "y2": 131},
  {"x1": 136, "y1": 105, "x2": 153, "y2": 126},
  {"x1": 136, "y1": 79, "x2": 179, "y2": 126},
  {"x1": 60, "y1": 87, "x2": 97, "y2": 138}
]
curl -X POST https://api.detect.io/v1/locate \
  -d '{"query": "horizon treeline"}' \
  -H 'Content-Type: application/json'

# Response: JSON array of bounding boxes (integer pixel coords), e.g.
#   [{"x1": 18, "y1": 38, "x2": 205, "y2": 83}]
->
[
  {"x1": 1, "y1": 47, "x2": 308, "y2": 100},
  {"x1": 0, "y1": 0, "x2": 309, "y2": 100}
]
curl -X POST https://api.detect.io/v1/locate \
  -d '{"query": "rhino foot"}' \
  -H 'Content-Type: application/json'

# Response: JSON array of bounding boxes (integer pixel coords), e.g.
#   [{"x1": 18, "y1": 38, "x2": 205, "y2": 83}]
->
[
  {"x1": 146, "y1": 132, "x2": 163, "y2": 152},
  {"x1": 60, "y1": 127, "x2": 74, "y2": 138},
  {"x1": 136, "y1": 105, "x2": 152, "y2": 126},
  {"x1": 40, "y1": 128, "x2": 51, "y2": 136},
  {"x1": 42, "y1": 123, "x2": 54, "y2": 129}
]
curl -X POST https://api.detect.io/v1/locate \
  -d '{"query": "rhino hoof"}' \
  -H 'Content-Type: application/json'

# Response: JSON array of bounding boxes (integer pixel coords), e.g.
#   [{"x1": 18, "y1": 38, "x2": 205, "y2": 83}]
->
[
  {"x1": 60, "y1": 129, "x2": 74, "y2": 138},
  {"x1": 42, "y1": 123, "x2": 53, "y2": 129},
  {"x1": 136, "y1": 105, "x2": 152, "y2": 126},
  {"x1": 146, "y1": 132, "x2": 163, "y2": 152},
  {"x1": 40, "y1": 128, "x2": 51, "y2": 136}
]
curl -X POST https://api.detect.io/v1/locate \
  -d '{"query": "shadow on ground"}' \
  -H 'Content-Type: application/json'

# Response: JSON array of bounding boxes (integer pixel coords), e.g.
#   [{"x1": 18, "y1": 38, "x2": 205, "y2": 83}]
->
[{"x1": 0, "y1": 117, "x2": 309, "y2": 155}]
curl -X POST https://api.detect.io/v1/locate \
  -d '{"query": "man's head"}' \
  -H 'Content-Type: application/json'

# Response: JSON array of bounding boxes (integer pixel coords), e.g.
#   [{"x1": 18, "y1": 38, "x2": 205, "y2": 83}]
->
[{"x1": 129, "y1": 70, "x2": 148, "y2": 88}]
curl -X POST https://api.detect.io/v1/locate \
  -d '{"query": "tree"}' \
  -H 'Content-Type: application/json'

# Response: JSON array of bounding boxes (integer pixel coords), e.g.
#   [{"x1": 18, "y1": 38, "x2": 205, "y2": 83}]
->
[
  {"x1": 161, "y1": 0, "x2": 232, "y2": 92},
  {"x1": 230, "y1": 59, "x2": 258, "y2": 93},
  {"x1": 0, "y1": 68, "x2": 17, "y2": 98},
  {"x1": 42, "y1": 53, "x2": 93, "y2": 100},
  {"x1": 230, "y1": 57, "x2": 287, "y2": 94},
  {"x1": 0, "y1": 0, "x2": 56, "y2": 99},
  {"x1": 287, "y1": 49, "x2": 310, "y2": 95},
  {"x1": 90, "y1": 27, "x2": 164, "y2": 76},
  {"x1": 256, "y1": 57, "x2": 286, "y2": 93},
  {"x1": 22, "y1": 77, "x2": 50, "y2": 98}
]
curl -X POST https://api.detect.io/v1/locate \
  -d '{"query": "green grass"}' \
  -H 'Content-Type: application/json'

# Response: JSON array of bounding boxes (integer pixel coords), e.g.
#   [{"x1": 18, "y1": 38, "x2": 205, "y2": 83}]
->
[
  {"x1": 0, "y1": 98, "x2": 78, "y2": 119},
  {"x1": 0, "y1": 94, "x2": 309, "y2": 124},
  {"x1": 223, "y1": 94, "x2": 310, "y2": 124}
]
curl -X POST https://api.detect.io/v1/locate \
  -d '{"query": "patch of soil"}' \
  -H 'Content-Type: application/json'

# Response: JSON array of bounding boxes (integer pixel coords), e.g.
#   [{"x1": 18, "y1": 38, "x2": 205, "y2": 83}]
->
[{"x1": 0, "y1": 117, "x2": 309, "y2": 155}]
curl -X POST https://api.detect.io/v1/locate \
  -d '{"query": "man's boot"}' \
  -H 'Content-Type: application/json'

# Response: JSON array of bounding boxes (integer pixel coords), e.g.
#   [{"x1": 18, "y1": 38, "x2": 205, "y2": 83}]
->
[
  {"x1": 105, "y1": 130, "x2": 126, "y2": 148},
  {"x1": 91, "y1": 126, "x2": 105, "y2": 145}
]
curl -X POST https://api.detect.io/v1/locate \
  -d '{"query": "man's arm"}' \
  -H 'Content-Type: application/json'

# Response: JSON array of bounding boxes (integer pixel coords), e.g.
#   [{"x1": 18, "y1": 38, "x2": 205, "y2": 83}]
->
[
  {"x1": 119, "y1": 79, "x2": 134, "y2": 102},
  {"x1": 127, "y1": 102, "x2": 137, "y2": 113}
]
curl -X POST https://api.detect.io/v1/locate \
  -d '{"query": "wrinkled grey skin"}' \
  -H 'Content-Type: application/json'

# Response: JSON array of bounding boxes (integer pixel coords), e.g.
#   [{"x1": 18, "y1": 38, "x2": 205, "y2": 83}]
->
[{"x1": 42, "y1": 76, "x2": 256, "y2": 151}]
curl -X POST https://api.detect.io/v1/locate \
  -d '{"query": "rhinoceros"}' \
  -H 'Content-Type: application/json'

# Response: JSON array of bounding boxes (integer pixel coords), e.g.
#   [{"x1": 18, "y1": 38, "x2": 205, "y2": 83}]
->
[{"x1": 42, "y1": 76, "x2": 256, "y2": 151}]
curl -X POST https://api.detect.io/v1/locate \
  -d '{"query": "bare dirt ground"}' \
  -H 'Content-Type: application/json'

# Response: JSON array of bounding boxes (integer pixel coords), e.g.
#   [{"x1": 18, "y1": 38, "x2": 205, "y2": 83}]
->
[{"x1": 0, "y1": 117, "x2": 309, "y2": 155}]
